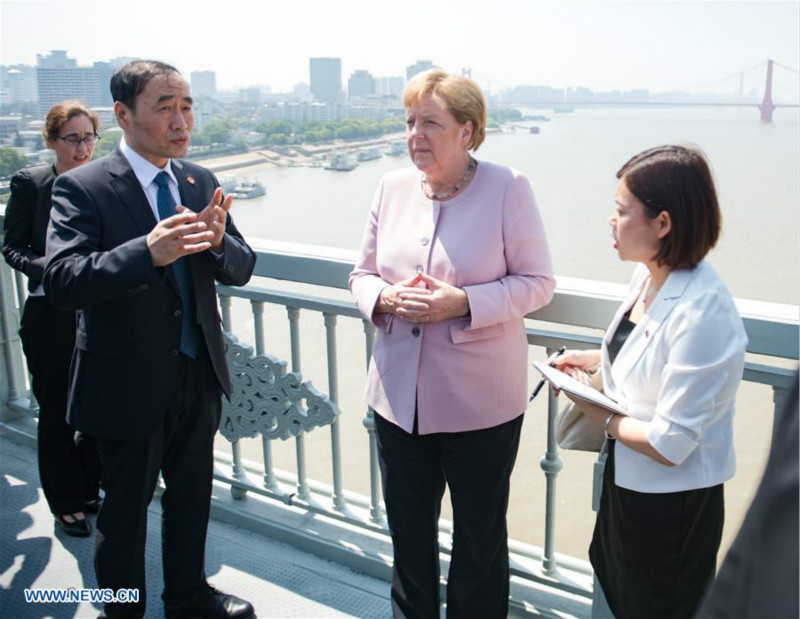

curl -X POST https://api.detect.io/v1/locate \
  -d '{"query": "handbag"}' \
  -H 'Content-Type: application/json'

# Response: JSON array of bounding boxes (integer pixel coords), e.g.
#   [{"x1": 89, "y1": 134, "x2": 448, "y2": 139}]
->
[{"x1": 554, "y1": 369, "x2": 605, "y2": 452}]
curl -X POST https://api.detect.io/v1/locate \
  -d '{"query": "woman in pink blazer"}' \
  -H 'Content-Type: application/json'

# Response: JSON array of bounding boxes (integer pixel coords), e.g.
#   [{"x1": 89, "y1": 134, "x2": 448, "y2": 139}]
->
[{"x1": 350, "y1": 70, "x2": 555, "y2": 619}]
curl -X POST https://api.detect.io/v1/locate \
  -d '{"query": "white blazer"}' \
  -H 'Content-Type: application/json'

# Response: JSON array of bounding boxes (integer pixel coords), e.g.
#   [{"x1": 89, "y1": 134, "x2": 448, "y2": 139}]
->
[{"x1": 602, "y1": 261, "x2": 748, "y2": 493}]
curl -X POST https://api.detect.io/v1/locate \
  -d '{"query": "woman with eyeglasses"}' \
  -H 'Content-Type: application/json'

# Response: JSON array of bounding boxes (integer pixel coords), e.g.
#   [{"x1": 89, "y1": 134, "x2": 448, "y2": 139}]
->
[{"x1": 3, "y1": 100, "x2": 102, "y2": 537}]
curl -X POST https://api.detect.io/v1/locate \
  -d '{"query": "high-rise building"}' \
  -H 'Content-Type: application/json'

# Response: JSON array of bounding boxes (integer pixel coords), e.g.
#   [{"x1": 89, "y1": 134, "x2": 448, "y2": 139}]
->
[
  {"x1": 93, "y1": 61, "x2": 113, "y2": 106},
  {"x1": 191, "y1": 71, "x2": 217, "y2": 97},
  {"x1": 1, "y1": 65, "x2": 38, "y2": 105},
  {"x1": 348, "y1": 70, "x2": 375, "y2": 100},
  {"x1": 406, "y1": 60, "x2": 435, "y2": 81},
  {"x1": 239, "y1": 87, "x2": 261, "y2": 106},
  {"x1": 309, "y1": 58, "x2": 341, "y2": 104},
  {"x1": 375, "y1": 76, "x2": 405, "y2": 98},
  {"x1": 35, "y1": 50, "x2": 110, "y2": 115}
]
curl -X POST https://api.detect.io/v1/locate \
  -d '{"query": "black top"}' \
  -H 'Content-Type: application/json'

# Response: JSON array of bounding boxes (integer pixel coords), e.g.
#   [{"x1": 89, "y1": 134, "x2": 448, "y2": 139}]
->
[
  {"x1": 2, "y1": 164, "x2": 57, "y2": 292},
  {"x1": 608, "y1": 313, "x2": 636, "y2": 366}
]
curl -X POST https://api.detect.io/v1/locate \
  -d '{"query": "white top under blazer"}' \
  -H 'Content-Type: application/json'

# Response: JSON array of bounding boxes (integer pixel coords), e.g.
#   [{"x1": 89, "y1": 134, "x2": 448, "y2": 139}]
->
[{"x1": 601, "y1": 261, "x2": 748, "y2": 493}]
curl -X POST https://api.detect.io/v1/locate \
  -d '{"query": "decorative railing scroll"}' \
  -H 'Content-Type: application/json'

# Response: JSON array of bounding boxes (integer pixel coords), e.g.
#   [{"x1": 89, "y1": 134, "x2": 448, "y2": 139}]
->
[{"x1": 220, "y1": 332, "x2": 339, "y2": 442}]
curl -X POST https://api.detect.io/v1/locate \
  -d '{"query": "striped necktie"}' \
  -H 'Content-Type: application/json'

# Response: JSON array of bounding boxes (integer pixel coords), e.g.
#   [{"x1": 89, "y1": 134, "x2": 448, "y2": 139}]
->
[{"x1": 154, "y1": 171, "x2": 200, "y2": 359}]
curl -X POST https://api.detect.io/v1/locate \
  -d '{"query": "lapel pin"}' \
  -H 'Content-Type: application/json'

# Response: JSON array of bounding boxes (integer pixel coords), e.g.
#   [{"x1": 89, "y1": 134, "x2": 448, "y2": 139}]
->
[
  {"x1": 187, "y1": 176, "x2": 195, "y2": 185},
  {"x1": 645, "y1": 329, "x2": 650, "y2": 338}
]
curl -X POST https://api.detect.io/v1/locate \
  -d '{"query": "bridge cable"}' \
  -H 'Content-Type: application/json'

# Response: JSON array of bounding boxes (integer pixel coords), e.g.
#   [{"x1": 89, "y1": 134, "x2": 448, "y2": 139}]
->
[{"x1": 774, "y1": 61, "x2": 799, "y2": 75}]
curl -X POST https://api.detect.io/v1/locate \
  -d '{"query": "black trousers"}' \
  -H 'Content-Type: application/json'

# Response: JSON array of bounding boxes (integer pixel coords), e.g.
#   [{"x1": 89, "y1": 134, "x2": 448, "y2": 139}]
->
[
  {"x1": 590, "y1": 440, "x2": 725, "y2": 619},
  {"x1": 374, "y1": 412, "x2": 524, "y2": 619},
  {"x1": 94, "y1": 344, "x2": 222, "y2": 619},
  {"x1": 19, "y1": 296, "x2": 101, "y2": 515}
]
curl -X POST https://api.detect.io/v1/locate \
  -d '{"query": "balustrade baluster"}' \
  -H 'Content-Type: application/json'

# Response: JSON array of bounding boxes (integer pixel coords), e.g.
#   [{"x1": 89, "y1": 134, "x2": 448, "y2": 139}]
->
[
  {"x1": 251, "y1": 301, "x2": 278, "y2": 491},
  {"x1": 287, "y1": 307, "x2": 310, "y2": 501},
  {"x1": 324, "y1": 313, "x2": 345, "y2": 511},
  {"x1": 12, "y1": 271, "x2": 35, "y2": 406},
  {"x1": 218, "y1": 292, "x2": 244, "y2": 498},
  {"x1": 230, "y1": 439, "x2": 246, "y2": 500},
  {"x1": 772, "y1": 384, "x2": 790, "y2": 443},
  {"x1": 540, "y1": 346, "x2": 564, "y2": 576},
  {"x1": 219, "y1": 293, "x2": 232, "y2": 331},
  {"x1": 13, "y1": 271, "x2": 25, "y2": 319},
  {"x1": 361, "y1": 320, "x2": 383, "y2": 522},
  {"x1": 0, "y1": 263, "x2": 24, "y2": 404}
]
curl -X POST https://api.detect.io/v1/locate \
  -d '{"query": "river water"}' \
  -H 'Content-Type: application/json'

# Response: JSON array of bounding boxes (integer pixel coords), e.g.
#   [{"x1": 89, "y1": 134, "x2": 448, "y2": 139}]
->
[
  {"x1": 215, "y1": 106, "x2": 798, "y2": 562},
  {"x1": 229, "y1": 105, "x2": 799, "y2": 304}
]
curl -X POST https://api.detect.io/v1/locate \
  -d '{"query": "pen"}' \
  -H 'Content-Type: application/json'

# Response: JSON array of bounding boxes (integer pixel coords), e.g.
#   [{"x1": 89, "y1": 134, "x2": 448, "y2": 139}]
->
[{"x1": 529, "y1": 346, "x2": 567, "y2": 402}]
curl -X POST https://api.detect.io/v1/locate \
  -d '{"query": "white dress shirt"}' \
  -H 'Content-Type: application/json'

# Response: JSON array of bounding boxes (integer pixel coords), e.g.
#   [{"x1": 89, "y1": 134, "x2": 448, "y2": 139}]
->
[
  {"x1": 120, "y1": 137, "x2": 181, "y2": 220},
  {"x1": 602, "y1": 261, "x2": 748, "y2": 493}
]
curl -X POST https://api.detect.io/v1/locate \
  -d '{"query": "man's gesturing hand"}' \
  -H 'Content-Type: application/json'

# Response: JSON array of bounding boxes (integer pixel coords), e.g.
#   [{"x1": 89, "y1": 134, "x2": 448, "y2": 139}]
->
[
  {"x1": 147, "y1": 211, "x2": 215, "y2": 267},
  {"x1": 176, "y1": 188, "x2": 232, "y2": 253}
]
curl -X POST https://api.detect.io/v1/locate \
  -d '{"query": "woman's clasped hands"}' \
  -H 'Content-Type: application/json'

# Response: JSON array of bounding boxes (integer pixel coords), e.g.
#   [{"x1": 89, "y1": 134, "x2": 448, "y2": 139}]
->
[{"x1": 378, "y1": 272, "x2": 470, "y2": 323}]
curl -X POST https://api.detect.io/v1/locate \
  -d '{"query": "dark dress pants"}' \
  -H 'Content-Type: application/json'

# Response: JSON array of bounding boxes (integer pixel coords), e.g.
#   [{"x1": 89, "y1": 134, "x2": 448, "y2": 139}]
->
[
  {"x1": 374, "y1": 412, "x2": 524, "y2": 619},
  {"x1": 19, "y1": 296, "x2": 101, "y2": 515},
  {"x1": 94, "y1": 344, "x2": 221, "y2": 619}
]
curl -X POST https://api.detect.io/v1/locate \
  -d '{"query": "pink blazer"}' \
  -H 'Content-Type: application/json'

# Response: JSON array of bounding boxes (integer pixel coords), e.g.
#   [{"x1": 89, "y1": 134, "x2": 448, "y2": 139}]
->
[{"x1": 349, "y1": 161, "x2": 555, "y2": 434}]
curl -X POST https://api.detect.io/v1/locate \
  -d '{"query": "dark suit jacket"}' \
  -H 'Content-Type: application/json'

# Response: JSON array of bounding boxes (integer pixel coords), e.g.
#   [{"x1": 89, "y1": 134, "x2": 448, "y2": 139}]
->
[
  {"x1": 43, "y1": 147, "x2": 256, "y2": 440},
  {"x1": 696, "y1": 374, "x2": 799, "y2": 619},
  {"x1": 2, "y1": 164, "x2": 57, "y2": 291}
]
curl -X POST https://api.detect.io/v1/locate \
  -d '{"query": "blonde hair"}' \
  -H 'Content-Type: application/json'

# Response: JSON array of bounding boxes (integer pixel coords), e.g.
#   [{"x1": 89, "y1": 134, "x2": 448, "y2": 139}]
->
[
  {"x1": 402, "y1": 69, "x2": 486, "y2": 151},
  {"x1": 43, "y1": 100, "x2": 100, "y2": 144}
]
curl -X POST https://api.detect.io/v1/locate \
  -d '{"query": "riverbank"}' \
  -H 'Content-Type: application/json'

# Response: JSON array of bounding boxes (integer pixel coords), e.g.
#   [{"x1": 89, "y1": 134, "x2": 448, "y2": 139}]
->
[{"x1": 198, "y1": 132, "x2": 406, "y2": 174}]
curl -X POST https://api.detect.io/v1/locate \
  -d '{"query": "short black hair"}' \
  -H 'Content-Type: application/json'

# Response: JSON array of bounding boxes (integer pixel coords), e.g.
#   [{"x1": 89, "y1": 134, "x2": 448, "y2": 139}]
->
[
  {"x1": 617, "y1": 144, "x2": 721, "y2": 270},
  {"x1": 110, "y1": 60, "x2": 180, "y2": 111}
]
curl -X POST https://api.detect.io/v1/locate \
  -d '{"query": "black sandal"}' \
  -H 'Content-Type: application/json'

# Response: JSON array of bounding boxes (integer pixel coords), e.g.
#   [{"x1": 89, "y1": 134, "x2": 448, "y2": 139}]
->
[{"x1": 55, "y1": 514, "x2": 91, "y2": 537}]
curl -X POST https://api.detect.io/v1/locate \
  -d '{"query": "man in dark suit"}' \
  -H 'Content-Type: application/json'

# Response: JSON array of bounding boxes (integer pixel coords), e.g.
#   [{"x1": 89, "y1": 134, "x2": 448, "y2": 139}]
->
[
  {"x1": 44, "y1": 60, "x2": 256, "y2": 619},
  {"x1": 696, "y1": 374, "x2": 799, "y2": 619}
]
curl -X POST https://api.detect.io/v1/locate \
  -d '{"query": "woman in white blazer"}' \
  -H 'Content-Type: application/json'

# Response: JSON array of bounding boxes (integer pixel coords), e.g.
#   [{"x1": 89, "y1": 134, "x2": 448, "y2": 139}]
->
[{"x1": 553, "y1": 145, "x2": 747, "y2": 619}]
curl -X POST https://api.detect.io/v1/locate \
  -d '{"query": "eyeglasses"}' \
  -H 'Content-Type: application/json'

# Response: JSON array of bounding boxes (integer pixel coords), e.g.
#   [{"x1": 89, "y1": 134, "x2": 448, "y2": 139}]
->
[{"x1": 57, "y1": 133, "x2": 101, "y2": 147}]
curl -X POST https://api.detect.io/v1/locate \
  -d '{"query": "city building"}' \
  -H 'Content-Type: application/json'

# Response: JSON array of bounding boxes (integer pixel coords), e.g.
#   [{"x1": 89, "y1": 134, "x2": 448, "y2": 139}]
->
[
  {"x1": 375, "y1": 76, "x2": 404, "y2": 98},
  {"x1": 239, "y1": 87, "x2": 261, "y2": 106},
  {"x1": 35, "y1": 50, "x2": 112, "y2": 116},
  {"x1": 277, "y1": 101, "x2": 337, "y2": 123},
  {"x1": 293, "y1": 82, "x2": 311, "y2": 100},
  {"x1": 309, "y1": 58, "x2": 342, "y2": 104},
  {"x1": 0, "y1": 66, "x2": 38, "y2": 106},
  {"x1": 406, "y1": 60, "x2": 435, "y2": 81},
  {"x1": 191, "y1": 70, "x2": 217, "y2": 97},
  {"x1": 109, "y1": 56, "x2": 138, "y2": 70},
  {"x1": 0, "y1": 116, "x2": 23, "y2": 142},
  {"x1": 347, "y1": 70, "x2": 375, "y2": 100},
  {"x1": 92, "y1": 107, "x2": 116, "y2": 129}
]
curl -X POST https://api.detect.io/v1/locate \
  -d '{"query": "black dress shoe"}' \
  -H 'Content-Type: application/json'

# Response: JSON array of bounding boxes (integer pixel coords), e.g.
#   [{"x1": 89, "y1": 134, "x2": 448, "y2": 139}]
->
[
  {"x1": 85, "y1": 498, "x2": 103, "y2": 514},
  {"x1": 164, "y1": 585, "x2": 254, "y2": 619},
  {"x1": 55, "y1": 514, "x2": 92, "y2": 537}
]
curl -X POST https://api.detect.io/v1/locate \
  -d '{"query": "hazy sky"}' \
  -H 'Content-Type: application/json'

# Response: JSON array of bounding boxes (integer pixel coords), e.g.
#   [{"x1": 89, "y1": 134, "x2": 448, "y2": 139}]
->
[{"x1": 1, "y1": 0, "x2": 798, "y2": 99}]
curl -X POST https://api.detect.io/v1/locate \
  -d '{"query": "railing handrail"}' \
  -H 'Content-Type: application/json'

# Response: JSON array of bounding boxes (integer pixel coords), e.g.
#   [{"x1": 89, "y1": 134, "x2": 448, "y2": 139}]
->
[
  {"x1": 244, "y1": 239, "x2": 800, "y2": 361},
  {"x1": 2, "y1": 233, "x2": 797, "y2": 618}
]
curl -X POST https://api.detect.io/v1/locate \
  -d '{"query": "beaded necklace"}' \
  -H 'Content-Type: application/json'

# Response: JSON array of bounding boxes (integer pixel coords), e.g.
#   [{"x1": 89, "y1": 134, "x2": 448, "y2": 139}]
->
[{"x1": 421, "y1": 157, "x2": 477, "y2": 200}]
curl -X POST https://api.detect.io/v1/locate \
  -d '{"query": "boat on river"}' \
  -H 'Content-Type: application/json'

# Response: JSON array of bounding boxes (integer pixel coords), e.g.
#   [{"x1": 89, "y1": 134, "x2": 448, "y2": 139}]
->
[
  {"x1": 356, "y1": 147, "x2": 382, "y2": 162},
  {"x1": 325, "y1": 152, "x2": 358, "y2": 171},
  {"x1": 386, "y1": 140, "x2": 406, "y2": 157},
  {"x1": 220, "y1": 175, "x2": 266, "y2": 199}
]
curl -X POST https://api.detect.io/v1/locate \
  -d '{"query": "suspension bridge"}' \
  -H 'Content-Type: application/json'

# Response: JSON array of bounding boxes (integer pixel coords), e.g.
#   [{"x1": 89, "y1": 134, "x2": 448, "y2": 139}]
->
[{"x1": 463, "y1": 60, "x2": 799, "y2": 123}]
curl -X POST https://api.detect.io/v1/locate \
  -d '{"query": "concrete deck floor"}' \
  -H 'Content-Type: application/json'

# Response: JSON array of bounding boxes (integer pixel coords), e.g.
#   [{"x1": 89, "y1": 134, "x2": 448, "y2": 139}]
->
[{"x1": 0, "y1": 435, "x2": 391, "y2": 619}]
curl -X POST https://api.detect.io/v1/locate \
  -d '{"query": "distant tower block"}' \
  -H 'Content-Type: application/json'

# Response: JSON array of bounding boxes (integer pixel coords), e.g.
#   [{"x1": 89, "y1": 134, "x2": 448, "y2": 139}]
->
[
  {"x1": 461, "y1": 68, "x2": 472, "y2": 79},
  {"x1": 759, "y1": 59, "x2": 775, "y2": 123}
]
